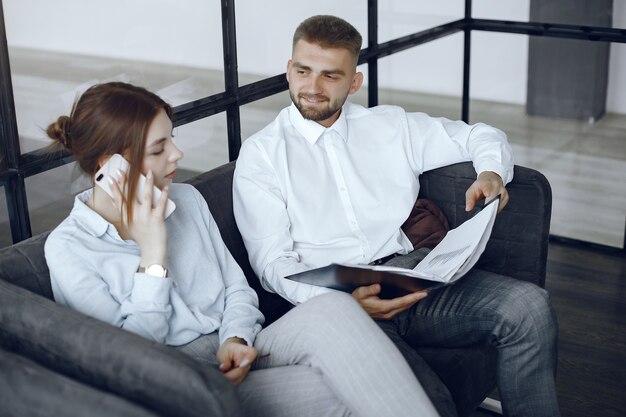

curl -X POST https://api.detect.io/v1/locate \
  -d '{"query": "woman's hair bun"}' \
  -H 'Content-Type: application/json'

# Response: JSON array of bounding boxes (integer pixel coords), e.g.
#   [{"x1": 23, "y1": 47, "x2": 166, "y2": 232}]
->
[{"x1": 46, "y1": 115, "x2": 72, "y2": 149}]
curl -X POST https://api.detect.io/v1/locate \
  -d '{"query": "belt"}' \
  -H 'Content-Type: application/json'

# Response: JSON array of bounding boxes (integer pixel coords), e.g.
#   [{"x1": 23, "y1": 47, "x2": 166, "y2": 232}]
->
[{"x1": 369, "y1": 253, "x2": 400, "y2": 266}]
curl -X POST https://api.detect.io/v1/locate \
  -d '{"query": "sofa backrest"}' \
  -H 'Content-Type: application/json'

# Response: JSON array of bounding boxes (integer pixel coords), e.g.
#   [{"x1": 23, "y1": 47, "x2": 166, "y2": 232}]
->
[
  {"x1": 0, "y1": 160, "x2": 551, "y2": 314},
  {"x1": 418, "y1": 162, "x2": 552, "y2": 287},
  {"x1": 0, "y1": 231, "x2": 53, "y2": 299}
]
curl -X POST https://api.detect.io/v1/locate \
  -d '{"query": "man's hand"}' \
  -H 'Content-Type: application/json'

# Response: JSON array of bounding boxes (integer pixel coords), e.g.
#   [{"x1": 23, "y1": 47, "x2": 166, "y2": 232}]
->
[
  {"x1": 465, "y1": 171, "x2": 509, "y2": 213},
  {"x1": 216, "y1": 337, "x2": 258, "y2": 385},
  {"x1": 352, "y1": 284, "x2": 428, "y2": 320}
]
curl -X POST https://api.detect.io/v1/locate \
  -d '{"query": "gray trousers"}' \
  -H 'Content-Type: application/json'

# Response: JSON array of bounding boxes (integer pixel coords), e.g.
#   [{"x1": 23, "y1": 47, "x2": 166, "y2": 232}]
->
[
  {"x1": 176, "y1": 292, "x2": 440, "y2": 417},
  {"x1": 382, "y1": 249, "x2": 560, "y2": 417}
]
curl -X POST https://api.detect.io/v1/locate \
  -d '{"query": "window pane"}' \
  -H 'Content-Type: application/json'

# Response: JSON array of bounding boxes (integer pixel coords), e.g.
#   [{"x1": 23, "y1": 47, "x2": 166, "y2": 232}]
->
[
  {"x1": 24, "y1": 164, "x2": 79, "y2": 237},
  {"x1": 4, "y1": 0, "x2": 224, "y2": 155},
  {"x1": 376, "y1": 34, "x2": 463, "y2": 118},
  {"x1": 236, "y1": 0, "x2": 367, "y2": 82},
  {"x1": 378, "y1": 1, "x2": 463, "y2": 43},
  {"x1": 240, "y1": 91, "x2": 290, "y2": 142},
  {"x1": 174, "y1": 113, "x2": 229, "y2": 174}
]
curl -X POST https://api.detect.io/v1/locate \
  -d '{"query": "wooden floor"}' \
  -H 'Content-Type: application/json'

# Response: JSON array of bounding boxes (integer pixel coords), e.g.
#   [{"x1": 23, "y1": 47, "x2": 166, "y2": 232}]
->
[{"x1": 472, "y1": 241, "x2": 626, "y2": 417}]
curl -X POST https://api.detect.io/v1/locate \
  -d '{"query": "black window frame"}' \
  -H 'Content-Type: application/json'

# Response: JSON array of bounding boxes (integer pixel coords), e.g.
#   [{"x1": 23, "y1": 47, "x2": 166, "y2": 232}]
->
[{"x1": 1, "y1": 0, "x2": 625, "y2": 251}]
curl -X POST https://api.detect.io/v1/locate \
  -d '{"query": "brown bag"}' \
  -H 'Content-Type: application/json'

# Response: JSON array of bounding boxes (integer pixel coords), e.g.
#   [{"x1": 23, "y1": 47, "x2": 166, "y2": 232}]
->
[{"x1": 400, "y1": 199, "x2": 449, "y2": 250}]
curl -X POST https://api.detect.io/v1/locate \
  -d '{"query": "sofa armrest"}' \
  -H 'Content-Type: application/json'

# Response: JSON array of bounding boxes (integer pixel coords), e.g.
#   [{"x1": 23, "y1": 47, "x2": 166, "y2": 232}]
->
[
  {"x1": 0, "y1": 348, "x2": 158, "y2": 417},
  {"x1": 0, "y1": 232, "x2": 53, "y2": 299},
  {"x1": 0, "y1": 280, "x2": 242, "y2": 417},
  {"x1": 419, "y1": 162, "x2": 552, "y2": 287}
]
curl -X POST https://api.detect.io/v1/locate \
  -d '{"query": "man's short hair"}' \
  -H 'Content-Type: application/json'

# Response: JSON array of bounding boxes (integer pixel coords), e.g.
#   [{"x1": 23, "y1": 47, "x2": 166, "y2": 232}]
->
[{"x1": 293, "y1": 15, "x2": 362, "y2": 63}]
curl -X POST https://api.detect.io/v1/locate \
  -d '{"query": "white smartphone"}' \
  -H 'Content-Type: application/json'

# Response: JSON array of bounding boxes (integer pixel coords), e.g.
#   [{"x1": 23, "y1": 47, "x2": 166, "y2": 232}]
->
[{"x1": 94, "y1": 154, "x2": 176, "y2": 218}]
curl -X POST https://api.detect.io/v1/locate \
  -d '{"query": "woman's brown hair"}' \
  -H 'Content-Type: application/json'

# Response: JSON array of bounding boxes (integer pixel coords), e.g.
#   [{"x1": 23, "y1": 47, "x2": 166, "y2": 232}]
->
[{"x1": 46, "y1": 82, "x2": 173, "y2": 221}]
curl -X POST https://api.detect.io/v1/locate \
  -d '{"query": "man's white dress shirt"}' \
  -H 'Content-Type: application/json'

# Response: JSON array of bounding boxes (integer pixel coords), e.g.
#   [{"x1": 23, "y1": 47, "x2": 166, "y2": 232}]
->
[{"x1": 233, "y1": 102, "x2": 513, "y2": 305}]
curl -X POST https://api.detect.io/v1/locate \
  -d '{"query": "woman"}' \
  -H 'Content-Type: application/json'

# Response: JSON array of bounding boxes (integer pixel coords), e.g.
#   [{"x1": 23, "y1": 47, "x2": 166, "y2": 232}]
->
[{"x1": 44, "y1": 82, "x2": 439, "y2": 417}]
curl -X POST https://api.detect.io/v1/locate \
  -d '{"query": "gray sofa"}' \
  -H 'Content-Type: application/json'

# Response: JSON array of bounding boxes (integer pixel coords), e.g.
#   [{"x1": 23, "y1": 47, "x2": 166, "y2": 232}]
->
[{"x1": 0, "y1": 161, "x2": 552, "y2": 416}]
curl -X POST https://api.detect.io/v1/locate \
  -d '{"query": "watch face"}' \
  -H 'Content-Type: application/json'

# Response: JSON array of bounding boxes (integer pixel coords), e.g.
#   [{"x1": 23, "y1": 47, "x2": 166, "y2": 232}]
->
[{"x1": 145, "y1": 264, "x2": 167, "y2": 277}]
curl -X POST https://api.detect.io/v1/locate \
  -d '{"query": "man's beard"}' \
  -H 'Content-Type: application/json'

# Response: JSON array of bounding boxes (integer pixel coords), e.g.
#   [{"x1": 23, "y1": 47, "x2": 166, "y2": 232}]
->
[{"x1": 290, "y1": 90, "x2": 346, "y2": 122}]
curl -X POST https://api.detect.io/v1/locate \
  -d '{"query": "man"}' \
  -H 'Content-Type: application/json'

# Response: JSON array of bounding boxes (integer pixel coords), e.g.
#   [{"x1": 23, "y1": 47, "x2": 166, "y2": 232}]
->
[{"x1": 233, "y1": 15, "x2": 560, "y2": 417}]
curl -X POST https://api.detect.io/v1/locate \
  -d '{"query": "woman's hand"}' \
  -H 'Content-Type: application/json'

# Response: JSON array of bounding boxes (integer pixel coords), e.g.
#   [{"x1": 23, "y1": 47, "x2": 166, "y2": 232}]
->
[
  {"x1": 216, "y1": 337, "x2": 258, "y2": 385},
  {"x1": 110, "y1": 169, "x2": 169, "y2": 267}
]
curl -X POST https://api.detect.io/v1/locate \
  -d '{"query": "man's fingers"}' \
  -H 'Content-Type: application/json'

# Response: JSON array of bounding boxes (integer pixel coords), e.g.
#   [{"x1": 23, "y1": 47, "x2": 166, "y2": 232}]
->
[
  {"x1": 352, "y1": 283, "x2": 381, "y2": 300},
  {"x1": 465, "y1": 184, "x2": 480, "y2": 212},
  {"x1": 369, "y1": 290, "x2": 428, "y2": 319},
  {"x1": 384, "y1": 290, "x2": 428, "y2": 311},
  {"x1": 497, "y1": 188, "x2": 509, "y2": 212}
]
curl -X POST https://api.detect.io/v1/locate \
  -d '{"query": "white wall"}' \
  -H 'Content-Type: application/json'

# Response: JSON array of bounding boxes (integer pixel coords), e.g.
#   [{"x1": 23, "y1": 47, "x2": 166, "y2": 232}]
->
[{"x1": 4, "y1": 0, "x2": 626, "y2": 113}]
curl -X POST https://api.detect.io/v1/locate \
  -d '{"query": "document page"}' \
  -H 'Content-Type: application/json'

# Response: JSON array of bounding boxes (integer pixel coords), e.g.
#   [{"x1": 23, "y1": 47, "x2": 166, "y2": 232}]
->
[
  {"x1": 412, "y1": 195, "x2": 499, "y2": 283},
  {"x1": 287, "y1": 196, "x2": 500, "y2": 296}
]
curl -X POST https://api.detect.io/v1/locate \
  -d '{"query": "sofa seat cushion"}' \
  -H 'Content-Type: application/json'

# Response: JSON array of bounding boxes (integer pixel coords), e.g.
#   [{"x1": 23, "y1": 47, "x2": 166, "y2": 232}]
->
[{"x1": 0, "y1": 348, "x2": 158, "y2": 417}]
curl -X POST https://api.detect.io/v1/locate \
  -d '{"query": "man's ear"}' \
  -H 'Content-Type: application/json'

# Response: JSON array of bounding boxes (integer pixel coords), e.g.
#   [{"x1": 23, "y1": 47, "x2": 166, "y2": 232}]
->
[
  {"x1": 286, "y1": 59, "x2": 292, "y2": 82},
  {"x1": 349, "y1": 72, "x2": 364, "y2": 95}
]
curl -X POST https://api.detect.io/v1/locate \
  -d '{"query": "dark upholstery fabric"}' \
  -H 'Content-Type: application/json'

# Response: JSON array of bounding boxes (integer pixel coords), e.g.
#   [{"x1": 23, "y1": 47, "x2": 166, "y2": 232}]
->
[
  {"x1": 0, "y1": 348, "x2": 158, "y2": 417},
  {"x1": 0, "y1": 231, "x2": 52, "y2": 299},
  {"x1": 0, "y1": 279, "x2": 242, "y2": 417},
  {"x1": 0, "y1": 160, "x2": 551, "y2": 417},
  {"x1": 418, "y1": 163, "x2": 552, "y2": 287}
]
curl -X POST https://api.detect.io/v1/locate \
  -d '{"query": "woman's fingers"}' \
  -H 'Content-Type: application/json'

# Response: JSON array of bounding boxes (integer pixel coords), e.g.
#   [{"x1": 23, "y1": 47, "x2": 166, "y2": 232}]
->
[
  {"x1": 140, "y1": 170, "x2": 155, "y2": 209},
  {"x1": 109, "y1": 169, "x2": 127, "y2": 213},
  {"x1": 155, "y1": 185, "x2": 170, "y2": 217}
]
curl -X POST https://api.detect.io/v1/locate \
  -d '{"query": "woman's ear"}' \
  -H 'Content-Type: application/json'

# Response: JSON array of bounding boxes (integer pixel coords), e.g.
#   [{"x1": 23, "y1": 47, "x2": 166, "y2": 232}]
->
[{"x1": 96, "y1": 154, "x2": 113, "y2": 171}]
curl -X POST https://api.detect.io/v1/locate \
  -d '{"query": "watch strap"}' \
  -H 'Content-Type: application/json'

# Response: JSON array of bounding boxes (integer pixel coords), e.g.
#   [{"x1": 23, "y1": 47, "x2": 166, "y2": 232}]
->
[{"x1": 138, "y1": 264, "x2": 168, "y2": 278}]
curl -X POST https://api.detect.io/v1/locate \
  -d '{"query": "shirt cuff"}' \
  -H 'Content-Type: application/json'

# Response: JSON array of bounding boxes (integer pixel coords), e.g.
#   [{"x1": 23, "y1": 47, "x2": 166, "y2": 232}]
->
[
  {"x1": 474, "y1": 160, "x2": 513, "y2": 185},
  {"x1": 219, "y1": 328, "x2": 257, "y2": 347},
  {"x1": 131, "y1": 273, "x2": 172, "y2": 305}
]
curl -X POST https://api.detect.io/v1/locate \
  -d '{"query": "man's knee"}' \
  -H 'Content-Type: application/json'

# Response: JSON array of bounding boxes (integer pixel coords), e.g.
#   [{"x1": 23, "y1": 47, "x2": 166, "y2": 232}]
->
[{"x1": 496, "y1": 281, "x2": 557, "y2": 344}]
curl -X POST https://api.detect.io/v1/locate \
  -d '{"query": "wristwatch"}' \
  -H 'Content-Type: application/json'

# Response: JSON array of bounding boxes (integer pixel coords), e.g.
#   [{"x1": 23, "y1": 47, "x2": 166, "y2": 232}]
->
[{"x1": 138, "y1": 264, "x2": 168, "y2": 278}]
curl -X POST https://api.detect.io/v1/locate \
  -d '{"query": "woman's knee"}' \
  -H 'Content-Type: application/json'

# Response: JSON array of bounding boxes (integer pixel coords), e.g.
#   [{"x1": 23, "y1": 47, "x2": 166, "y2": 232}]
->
[
  {"x1": 303, "y1": 291, "x2": 364, "y2": 319},
  {"x1": 295, "y1": 292, "x2": 373, "y2": 340}
]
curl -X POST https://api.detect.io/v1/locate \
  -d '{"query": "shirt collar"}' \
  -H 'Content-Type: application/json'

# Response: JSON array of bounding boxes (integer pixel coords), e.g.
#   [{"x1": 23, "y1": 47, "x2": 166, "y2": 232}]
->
[
  {"x1": 289, "y1": 103, "x2": 349, "y2": 145},
  {"x1": 71, "y1": 188, "x2": 116, "y2": 238}
]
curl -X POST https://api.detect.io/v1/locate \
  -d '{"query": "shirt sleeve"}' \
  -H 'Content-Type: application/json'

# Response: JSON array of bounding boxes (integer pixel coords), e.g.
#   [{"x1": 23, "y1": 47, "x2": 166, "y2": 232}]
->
[
  {"x1": 403, "y1": 111, "x2": 514, "y2": 184},
  {"x1": 233, "y1": 140, "x2": 333, "y2": 306},
  {"x1": 45, "y1": 233, "x2": 173, "y2": 343},
  {"x1": 193, "y1": 190, "x2": 265, "y2": 346}
]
